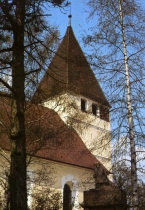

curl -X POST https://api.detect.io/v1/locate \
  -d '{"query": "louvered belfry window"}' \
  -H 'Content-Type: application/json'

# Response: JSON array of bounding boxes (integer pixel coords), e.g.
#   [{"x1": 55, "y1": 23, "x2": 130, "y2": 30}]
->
[
  {"x1": 92, "y1": 104, "x2": 97, "y2": 115},
  {"x1": 100, "y1": 106, "x2": 109, "y2": 122},
  {"x1": 81, "y1": 99, "x2": 86, "y2": 112}
]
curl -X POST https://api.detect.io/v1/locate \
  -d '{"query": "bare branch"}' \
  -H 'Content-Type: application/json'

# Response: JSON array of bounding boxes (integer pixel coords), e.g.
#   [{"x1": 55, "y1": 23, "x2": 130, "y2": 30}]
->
[{"x1": 0, "y1": 78, "x2": 13, "y2": 93}]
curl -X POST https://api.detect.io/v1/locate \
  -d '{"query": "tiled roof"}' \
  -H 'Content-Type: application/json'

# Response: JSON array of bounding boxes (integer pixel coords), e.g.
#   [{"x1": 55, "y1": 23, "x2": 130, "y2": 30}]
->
[
  {"x1": 33, "y1": 26, "x2": 109, "y2": 106},
  {"x1": 0, "y1": 98, "x2": 103, "y2": 170}
]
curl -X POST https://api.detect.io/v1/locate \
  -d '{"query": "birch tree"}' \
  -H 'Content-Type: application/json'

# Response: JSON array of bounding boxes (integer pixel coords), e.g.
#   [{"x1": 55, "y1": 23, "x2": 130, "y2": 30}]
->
[{"x1": 84, "y1": 0, "x2": 145, "y2": 209}]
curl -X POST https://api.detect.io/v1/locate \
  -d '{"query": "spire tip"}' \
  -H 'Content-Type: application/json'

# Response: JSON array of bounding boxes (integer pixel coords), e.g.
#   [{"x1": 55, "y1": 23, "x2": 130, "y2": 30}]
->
[{"x1": 68, "y1": 2, "x2": 72, "y2": 26}]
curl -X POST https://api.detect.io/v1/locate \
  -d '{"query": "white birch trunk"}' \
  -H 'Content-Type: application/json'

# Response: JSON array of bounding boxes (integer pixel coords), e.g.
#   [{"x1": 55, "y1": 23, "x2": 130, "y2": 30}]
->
[{"x1": 118, "y1": 0, "x2": 138, "y2": 209}]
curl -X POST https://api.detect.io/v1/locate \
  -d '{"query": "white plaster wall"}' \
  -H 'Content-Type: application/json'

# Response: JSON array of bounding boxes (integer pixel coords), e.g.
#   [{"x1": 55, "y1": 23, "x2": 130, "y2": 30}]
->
[
  {"x1": 62, "y1": 174, "x2": 79, "y2": 206},
  {"x1": 29, "y1": 158, "x2": 94, "y2": 209},
  {"x1": 0, "y1": 152, "x2": 94, "y2": 209},
  {"x1": 43, "y1": 92, "x2": 112, "y2": 170},
  {"x1": 0, "y1": 151, "x2": 10, "y2": 209}
]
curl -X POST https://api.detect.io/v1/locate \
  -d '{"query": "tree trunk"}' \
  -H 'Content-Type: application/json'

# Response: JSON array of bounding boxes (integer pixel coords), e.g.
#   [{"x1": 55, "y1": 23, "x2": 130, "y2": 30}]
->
[
  {"x1": 118, "y1": 0, "x2": 138, "y2": 209},
  {"x1": 10, "y1": 1, "x2": 27, "y2": 209}
]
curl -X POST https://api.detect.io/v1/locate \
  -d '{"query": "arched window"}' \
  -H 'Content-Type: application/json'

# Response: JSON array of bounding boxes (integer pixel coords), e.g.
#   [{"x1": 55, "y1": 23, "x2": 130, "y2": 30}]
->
[{"x1": 63, "y1": 183, "x2": 72, "y2": 210}]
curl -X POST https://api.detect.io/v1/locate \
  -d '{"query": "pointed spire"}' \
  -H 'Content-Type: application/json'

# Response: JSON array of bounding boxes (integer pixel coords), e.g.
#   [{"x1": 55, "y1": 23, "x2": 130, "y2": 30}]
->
[{"x1": 33, "y1": 25, "x2": 110, "y2": 107}]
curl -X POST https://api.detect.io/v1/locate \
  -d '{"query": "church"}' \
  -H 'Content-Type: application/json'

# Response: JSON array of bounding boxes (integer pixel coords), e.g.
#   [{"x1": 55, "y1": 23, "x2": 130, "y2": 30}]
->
[
  {"x1": 0, "y1": 21, "x2": 124, "y2": 210},
  {"x1": 31, "y1": 23, "x2": 112, "y2": 208},
  {"x1": 32, "y1": 23, "x2": 112, "y2": 171}
]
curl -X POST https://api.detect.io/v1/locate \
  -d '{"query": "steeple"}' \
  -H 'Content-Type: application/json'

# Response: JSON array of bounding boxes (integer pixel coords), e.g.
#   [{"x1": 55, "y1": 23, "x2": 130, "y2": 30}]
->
[{"x1": 33, "y1": 26, "x2": 109, "y2": 107}]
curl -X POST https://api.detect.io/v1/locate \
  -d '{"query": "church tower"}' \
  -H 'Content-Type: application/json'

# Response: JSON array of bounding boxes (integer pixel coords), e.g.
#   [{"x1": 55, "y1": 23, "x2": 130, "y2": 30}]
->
[{"x1": 33, "y1": 25, "x2": 112, "y2": 170}]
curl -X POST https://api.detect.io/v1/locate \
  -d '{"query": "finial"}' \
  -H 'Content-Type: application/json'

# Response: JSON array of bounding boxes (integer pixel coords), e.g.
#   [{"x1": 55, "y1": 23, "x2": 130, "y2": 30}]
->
[{"x1": 68, "y1": 2, "x2": 72, "y2": 26}]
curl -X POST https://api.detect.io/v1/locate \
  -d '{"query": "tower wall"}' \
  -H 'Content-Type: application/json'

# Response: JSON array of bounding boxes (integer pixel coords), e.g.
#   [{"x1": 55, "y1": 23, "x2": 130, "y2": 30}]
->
[{"x1": 43, "y1": 92, "x2": 112, "y2": 171}]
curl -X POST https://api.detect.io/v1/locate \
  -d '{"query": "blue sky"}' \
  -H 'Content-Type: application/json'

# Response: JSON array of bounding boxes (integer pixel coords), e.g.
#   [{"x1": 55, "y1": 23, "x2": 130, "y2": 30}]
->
[
  {"x1": 48, "y1": 1, "x2": 145, "y2": 170},
  {"x1": 48, "y1": 0, "x2": 145, "y2": 45},
  {"x1": 48, "y1": 0, "x2": 93, "y2": 45}
]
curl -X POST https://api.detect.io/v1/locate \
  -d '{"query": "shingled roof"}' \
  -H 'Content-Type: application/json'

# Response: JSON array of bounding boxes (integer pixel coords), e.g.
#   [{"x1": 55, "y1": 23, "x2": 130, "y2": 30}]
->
[
  {"x1": 0, "y1": 97, "x2": 102, "y2": 170},
  {"x1": 33, "y1": 26, "x2": 109, "y2": 106}
]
